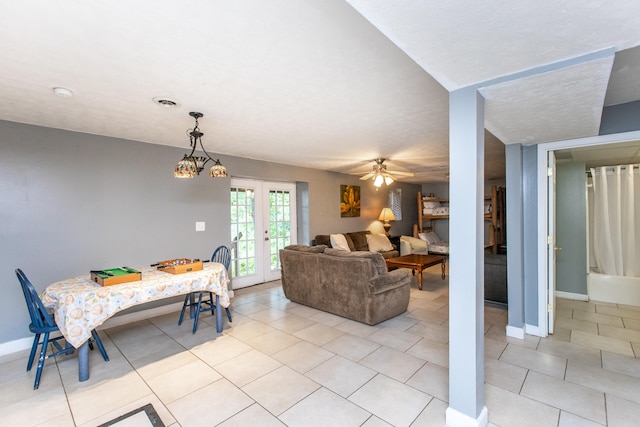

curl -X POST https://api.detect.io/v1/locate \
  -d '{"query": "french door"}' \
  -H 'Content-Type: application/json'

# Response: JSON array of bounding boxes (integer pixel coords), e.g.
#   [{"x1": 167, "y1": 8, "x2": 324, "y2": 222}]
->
[{"x1": 230, "y1": 179, "x2": 297, "y2": 289}]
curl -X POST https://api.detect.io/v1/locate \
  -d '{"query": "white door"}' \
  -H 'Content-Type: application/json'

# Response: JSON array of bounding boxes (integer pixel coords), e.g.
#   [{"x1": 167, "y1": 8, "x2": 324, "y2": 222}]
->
[
  {"x1": 547, "y1": 151, "x2": 557, "y2": 334},
  {"x1": 230, "y1": 179, "x2": 297, "y2": 288}
]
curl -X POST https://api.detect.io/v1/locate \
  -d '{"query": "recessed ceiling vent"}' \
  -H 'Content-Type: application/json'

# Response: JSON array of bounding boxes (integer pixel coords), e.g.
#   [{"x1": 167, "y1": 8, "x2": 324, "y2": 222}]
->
[{"x1": 152, "y1": 97, "x2": 180, "y2": 108}]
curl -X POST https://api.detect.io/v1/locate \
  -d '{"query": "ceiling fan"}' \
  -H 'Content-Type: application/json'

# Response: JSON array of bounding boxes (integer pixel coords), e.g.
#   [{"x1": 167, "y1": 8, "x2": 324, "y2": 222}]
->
[{"x1": 359, "y1": 158, "x2": 414, "y2": 187}]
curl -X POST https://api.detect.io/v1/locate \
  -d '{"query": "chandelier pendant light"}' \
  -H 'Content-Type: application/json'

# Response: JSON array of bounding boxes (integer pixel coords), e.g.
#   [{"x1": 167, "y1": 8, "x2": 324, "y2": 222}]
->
[{"x1": 174, "y1": 112, "x2": 227, "y2": 179}]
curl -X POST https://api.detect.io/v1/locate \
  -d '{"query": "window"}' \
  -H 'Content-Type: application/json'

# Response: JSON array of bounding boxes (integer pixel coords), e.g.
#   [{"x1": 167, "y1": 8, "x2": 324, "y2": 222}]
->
[{"x1": 388, "y1": 188, "x2": 402, "y2": 220}]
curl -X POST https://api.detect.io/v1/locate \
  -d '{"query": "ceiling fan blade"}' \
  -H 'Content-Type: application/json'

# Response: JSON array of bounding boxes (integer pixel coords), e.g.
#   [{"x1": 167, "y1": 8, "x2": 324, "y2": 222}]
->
[
  {"x1": 359, "y1": 172, "x2": 375, "y2": 180},
  {"x1": 386, "y1": 170, "x2": 415, "y2": 177}
]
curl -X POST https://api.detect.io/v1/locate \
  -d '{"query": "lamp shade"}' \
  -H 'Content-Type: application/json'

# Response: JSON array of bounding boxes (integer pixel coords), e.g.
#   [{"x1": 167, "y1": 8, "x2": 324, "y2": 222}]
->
[{"x1": 378, "y1": 207, "x2": 396, "y2": 222}]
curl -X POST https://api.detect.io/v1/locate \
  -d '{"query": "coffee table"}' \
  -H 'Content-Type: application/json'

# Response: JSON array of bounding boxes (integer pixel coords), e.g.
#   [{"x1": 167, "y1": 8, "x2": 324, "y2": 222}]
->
[{"x1": 385, "y1": 254, "x2": 446, "y2": 290}]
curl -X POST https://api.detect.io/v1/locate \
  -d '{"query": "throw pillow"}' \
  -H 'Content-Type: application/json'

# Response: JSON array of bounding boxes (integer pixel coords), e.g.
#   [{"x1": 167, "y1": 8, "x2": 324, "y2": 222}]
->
[
  {"x1": 418, "y1": 231, "x2": 442, "y2": 245},
  {"x1": 330, "y1": 234, "x2": 351, "y2": 252},
  {"x1": 366, "y1": 233, "x2": 393, "y2": 252}
]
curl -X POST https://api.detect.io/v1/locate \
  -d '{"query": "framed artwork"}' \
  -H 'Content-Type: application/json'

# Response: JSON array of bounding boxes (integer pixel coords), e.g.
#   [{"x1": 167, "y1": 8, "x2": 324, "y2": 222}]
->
[{"x1": 340, "y1": 185, "x2": 360, "y2": 217}]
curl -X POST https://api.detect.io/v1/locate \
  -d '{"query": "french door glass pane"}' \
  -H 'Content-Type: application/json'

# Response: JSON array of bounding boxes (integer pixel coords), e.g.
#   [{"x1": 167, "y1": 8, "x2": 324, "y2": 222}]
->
[
  {"x1": 230, "y1": 187, "x2": 256, "y2": 278},
  {"x1": 269, "y1": 190, "x2": 291, "y2": 270}
]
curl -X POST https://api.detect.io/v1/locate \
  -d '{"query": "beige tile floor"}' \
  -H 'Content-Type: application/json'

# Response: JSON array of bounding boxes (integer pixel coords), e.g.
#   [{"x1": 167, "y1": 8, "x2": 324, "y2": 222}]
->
[{"x1": 2, "y1": 267, "x2": 640, "y2": 426}]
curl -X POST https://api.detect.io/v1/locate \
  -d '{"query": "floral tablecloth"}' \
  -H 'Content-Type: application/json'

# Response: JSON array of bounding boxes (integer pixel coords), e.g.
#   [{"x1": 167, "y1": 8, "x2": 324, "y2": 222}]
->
[{"x1": 41, "y1": 263, "x2": 230, "y2": 348}]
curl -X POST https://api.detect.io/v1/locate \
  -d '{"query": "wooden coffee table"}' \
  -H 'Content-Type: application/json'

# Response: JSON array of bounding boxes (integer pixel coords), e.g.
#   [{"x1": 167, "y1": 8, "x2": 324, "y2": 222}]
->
[{"x1": 385, "y1": 254, "x2": 446, "y2": 290}]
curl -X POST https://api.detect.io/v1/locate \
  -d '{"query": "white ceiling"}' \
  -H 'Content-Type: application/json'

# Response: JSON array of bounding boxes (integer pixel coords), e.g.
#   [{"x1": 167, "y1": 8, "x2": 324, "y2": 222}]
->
[{"x1": 1, "y1": 1, "x2": 639, "y2": 183}]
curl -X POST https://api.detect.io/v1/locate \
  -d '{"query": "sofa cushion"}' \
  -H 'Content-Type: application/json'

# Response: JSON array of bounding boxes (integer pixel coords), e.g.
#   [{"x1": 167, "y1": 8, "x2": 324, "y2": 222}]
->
[
  {"x1": 315, "y1": 233, "x2": 356, "y2": 250},
  {"x1": 324, "y1": 248, "x2": 387, "y2": 275},
  {"x1": 314, "y1": 231, "x2": 398, "y2": 258},
  {"x1": 314, "y1": 235, "x2": 331, "y2": 247},
  {"x1": 285, "y1": 244, "x2": 328, "y2": 253},
  {"x1": 346, "y1": 231, "x2": 370, "y2": 251},
  {"x1": 366, "y1": 234, "x2": 393, "y2": 252},
  {"x1": 330, "y1": 234, "x2": 351, "y2": 252}
]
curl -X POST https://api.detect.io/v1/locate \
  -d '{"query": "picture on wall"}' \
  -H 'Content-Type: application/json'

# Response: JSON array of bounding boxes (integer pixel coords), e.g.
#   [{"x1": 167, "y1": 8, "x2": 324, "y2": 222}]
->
[{"x1": 340, "y1": 185, "x2": 361, "y2": 217}]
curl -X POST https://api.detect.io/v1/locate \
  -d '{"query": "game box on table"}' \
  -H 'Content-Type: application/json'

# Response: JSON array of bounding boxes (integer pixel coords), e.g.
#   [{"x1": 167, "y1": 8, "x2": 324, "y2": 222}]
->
[
  {"x1": 154, "y1": 258, "x2": 203, "y2": 274},
  {"x1": 90, "y1": 267, "x2": 142, "y2": 286}
]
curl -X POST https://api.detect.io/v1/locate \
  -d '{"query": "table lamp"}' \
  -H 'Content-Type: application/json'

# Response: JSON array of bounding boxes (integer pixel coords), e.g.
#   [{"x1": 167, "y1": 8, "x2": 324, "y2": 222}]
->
[{"x1": 378, "y1": 208, "x2": 396, "y2": 236}]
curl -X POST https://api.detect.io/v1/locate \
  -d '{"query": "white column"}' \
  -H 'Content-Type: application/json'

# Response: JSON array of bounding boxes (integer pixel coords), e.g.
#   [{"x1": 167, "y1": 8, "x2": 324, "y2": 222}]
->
[{"x1": 446, "y1": 87, "x2": 488, "y2": 427}]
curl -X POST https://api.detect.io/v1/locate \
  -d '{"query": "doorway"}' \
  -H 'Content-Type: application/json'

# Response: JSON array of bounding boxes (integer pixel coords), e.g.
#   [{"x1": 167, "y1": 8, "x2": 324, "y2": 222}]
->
[
  {"x1": 230, "y1": 178, "x2": 297, "y2": 289},
  {"x1": 537, "y1": 131, "x2": 640, "y2": 335}
]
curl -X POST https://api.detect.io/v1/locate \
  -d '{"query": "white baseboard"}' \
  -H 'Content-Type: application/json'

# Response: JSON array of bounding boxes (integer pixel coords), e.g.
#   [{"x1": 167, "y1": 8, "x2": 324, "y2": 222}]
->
[
  {"x1": 524, "y1": 323, "x2": 546, "y2": 337},
  {"x1": 505, "y1": 325, "x2": 525, "y2": 339},
  {"x1": 446, "y1": 406, "x2": 488, "y2": 427},
  {"x1": 0, "y1": 302, "x2": 184, "y2": 357},
  {"x1": 555, "y1": 291, "x2": 588, "y2": 301},
  {"x1": 0, "y1": 337, "x2": 34, "y2": 358}
]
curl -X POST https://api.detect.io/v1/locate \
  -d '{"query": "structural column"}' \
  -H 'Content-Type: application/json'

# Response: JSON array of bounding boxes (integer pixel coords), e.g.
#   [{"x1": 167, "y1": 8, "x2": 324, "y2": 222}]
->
[
  {"x1": 447, "y1": 87, "x2": 488, "y2": 427},
  {"x1": 505, "y1": 144, "x2": 525, "y2": 338}
]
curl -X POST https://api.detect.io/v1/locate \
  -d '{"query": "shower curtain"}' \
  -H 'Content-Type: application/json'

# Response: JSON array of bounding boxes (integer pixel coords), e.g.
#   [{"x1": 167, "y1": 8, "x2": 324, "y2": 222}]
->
[{"x1": 589, "y1": 164, "x2": 640, "y2": 277}]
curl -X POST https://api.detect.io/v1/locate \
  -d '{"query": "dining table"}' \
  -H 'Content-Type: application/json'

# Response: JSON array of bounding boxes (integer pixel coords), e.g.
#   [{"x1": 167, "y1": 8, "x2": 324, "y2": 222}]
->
[{"x1": 41, "y1": 263, "x2": 230, "y2": 382}]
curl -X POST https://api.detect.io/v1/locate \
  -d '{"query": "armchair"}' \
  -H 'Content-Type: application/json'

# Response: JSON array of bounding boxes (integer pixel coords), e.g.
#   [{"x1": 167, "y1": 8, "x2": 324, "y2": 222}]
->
[{"x1": 399, "y1": 235, "x2": 428, "y2": 256}]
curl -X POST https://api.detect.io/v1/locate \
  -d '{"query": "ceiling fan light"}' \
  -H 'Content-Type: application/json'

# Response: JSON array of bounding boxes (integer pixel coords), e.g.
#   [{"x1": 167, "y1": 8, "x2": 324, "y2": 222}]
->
[
  {"x1": 384, "y1": 175, "x2": 394, "y2": 185},
  {"x1": 373, "y1": 174, "x2": 384, "y2": 187}
]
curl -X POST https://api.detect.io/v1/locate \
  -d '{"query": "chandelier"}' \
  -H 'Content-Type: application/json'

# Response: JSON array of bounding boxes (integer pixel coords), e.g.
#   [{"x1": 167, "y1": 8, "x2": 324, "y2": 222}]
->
[{"x1": 174, "y1": 112, "x2": 227, "y2": 179}]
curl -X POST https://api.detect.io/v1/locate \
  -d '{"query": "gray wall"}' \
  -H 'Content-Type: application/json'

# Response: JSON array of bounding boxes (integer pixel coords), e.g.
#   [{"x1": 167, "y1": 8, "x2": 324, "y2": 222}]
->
[
  {"x1": 555, "y1": 161, "x2": 588, "y2": 296},
  {"x1": 600, "y1": 100, "x2": 640, "y2": 135},
  {"x1": 0, "y1": 120, "x2": 420, "y2": 345},
  {"x1": 505, "y1": 144, "x2": 524, "y2": 327},
  {"x1": 522, "y1": 145, "x2": 539, "y2": 326}
]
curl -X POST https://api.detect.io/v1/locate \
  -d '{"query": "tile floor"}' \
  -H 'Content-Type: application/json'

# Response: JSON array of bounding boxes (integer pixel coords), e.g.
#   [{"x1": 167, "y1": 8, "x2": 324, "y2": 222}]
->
[{"x1": 2, "y1": 267, "x2": 640, "y2": 426}]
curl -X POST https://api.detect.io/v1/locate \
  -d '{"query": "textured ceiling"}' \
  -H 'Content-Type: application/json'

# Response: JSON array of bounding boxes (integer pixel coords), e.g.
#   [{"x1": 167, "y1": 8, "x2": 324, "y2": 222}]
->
[
  {"x1": 556, "y1": 140, "x2": 640, "y2": 168},
  {"x1": 0, "y1": 1, "x2": 639, "y2": 183}
]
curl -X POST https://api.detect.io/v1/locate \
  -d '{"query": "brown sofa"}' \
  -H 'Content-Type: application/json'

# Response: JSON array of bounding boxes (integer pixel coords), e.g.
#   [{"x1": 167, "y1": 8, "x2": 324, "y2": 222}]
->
[
  {"x1": 314, "y1": 230, "x2": 399, "y2": 259},
  {"x1": 279, "y1": 245, "x2": 411, "y2": 325}
]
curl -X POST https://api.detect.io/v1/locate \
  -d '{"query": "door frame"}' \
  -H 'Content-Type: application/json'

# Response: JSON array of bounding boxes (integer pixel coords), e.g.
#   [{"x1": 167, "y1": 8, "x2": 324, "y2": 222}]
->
[
  {"x1": 547, "y1": 151, "x2": 557, "y2": 334},
  {"x1": 229, "y1": 178, "x2": 297, "y2": 288},
  {"x1": 536, "y1": 130, "x2": 640, "y2": 336}
]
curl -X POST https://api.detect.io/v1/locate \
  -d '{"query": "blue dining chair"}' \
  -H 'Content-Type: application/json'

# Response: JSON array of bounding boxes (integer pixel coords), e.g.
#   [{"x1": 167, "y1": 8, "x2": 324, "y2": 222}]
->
[
  {"x1": 211, "y1": 245, "x2": 233, "y2": 323},
  {"x1": 178, "y1": 245, "x2": 232, "y2": 333},
  {"x1": 15, "y1": 268, "x2": 109, "y2": 389}
]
